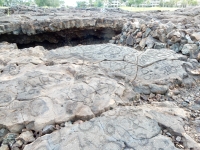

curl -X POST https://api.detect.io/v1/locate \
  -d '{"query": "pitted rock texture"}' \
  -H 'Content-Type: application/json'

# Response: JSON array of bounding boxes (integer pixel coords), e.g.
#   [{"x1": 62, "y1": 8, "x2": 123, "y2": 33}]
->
[
  {"x1": 0, "y1": 42, "x2": 200, "y2": 149},
  {"x1": 23, "y1": 102, "x2": 200, "y2": 150},
  {"x1": 23, "y1": 106, "x2": 176, "y2": 150}
]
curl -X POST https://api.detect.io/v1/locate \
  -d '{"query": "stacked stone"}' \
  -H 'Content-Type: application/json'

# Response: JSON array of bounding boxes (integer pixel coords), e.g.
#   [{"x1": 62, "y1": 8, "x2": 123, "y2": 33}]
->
[
  {"x1": 4, "y1": 5, "x2": 69, "y2": 15},
  {"x1": 111, "y1": 20, "x2": 200, "y2": 61}
]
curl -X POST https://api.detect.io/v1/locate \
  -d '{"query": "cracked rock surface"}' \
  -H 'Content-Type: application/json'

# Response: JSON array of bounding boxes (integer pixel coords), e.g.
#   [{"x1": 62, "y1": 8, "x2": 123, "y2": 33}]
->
[
  {"x1": 24, "y1": 105, "x2": 178, "y2": 150},
  {"x1": 0, "y1": 42, "x2": 200, "y2": 149},
  {"x1": 23, "y1": 101, "x2": 200, "y2": 150}
]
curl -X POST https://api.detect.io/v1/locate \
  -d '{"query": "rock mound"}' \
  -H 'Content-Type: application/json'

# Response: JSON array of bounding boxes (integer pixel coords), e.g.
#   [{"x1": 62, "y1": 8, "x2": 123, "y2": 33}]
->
[{"x1": 111, "y1": 19, "x2": 200, "y2": 60}]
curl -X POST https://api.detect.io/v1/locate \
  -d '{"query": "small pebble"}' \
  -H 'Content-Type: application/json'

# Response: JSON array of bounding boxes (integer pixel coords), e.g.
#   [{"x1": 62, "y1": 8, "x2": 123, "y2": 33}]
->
[
  {"x1": 60, "y1": 123, "x2": 65, "y2": 127},
  {"x1": 12, "y1": 139, "x2": 23, "y2": 147},
  {"x1": 184, "y1": 99, "x2": 190, "y2": 103},
  {"x1": 166, "y1": 132, "x2": 172, "y2": 137},
  {"x1": 182, "y1": 101, "x2": 188, "y2": 107},
  {"x1": 149, "y1": 93, "x2": 155, "y2": 99},
  {"x1": 173, "y1": 89, "x2": 180, "y2": 95},
  {"x1": 42, "y1": 125, "x2": 55, "y2": 135},
  {"x1": 163, "y1": 129, "x2": 167, "y2": 133},
  {"x1": 176, "y1": 136, "x2": 181, "y2": 142},
  {"x1": 12, "y1": 147, "x2": 20, "y2": 150},
  {"x1": 55, "y1": 125, "x2": 60, "y2": 130},
  {"x1": 0, "y1": 145, "x2": 9, "y2": 150},
  {"x1": 176, "y1": 143, "x2": 184, "y2": 149},
  {"x1": 74, "y1": 120, "x2": 83, "y2": 124}
]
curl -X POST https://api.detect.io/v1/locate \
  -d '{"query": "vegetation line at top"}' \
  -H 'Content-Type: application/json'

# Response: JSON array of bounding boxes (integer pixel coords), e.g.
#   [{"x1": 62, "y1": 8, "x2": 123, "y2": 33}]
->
[{"x1": 0, "y1": 0, "x2": 199, "y2": 9}]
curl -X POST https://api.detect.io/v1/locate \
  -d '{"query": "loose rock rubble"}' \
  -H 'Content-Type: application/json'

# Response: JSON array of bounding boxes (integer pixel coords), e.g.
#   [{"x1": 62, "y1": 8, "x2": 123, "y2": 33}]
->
[
  {"x1": 0, "y1": 6, "x2": 200, "y2": 150},
  {"x1": 111, "y1": 19, "x2": 200, "y2": 59}
]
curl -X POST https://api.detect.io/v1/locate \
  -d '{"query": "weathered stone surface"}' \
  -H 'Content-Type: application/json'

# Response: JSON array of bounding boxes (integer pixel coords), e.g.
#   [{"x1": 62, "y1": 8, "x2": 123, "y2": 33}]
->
[
  {"x1": 0, "y1": 10, "x2": 124, "y2": 36},
  {"x1": 0, "y1": 128, "x2": 9, "y2": 143},
  {"x1": 191, "y1": 32, "x2": 200, "y2": 41},
  {"x1": 0, "y1": 145, "x2": 9, "y2": 150},
  {"x1": 0, "y1": 43, "x2": 194, "y2": 131},
  {"x1": 154, "y1": 42, "x2": 166, "y2": 49},
  {"x1": 0, "y1": 40, "x2": 199, "y2": 149},
  {"x1": 126, "y1": 35, "x2": 134, "y2": 45},
  {"x1": 17, "y1": 131, "x2": 35, "y2": 143},
  {"x1": 12, "y1": 139, "x2": 23, "y2": 148},
  {"x1": 139, "y1": 38, "x2": 146, "y2": 48},
  {"x1": 171, "y1": 43, "x2": 180, "y2": 53},
  {"x1": 23, "y1": 102, "x2": 200, "y2": 150},
  {"x1": 181, "y1": 44, "x2": 198, "y2": 55},
  {"x1": 185, "y1": 34, "x2": 194, "y2": 44},
  {"x1": 2, "y1": 133, "x2": 18, "y2": 147},
  {"x1": 198, "y1": 52, "x2": 200, "y2": 61},
  {"x1": 1, "y1": 5, "x2": 200, "y2": 150}
]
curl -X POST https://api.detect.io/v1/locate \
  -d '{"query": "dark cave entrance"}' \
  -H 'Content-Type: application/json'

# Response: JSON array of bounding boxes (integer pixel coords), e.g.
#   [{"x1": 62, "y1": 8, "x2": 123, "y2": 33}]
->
[{"x1": 0, "y1": 27, "x2": 121, "y2": 50}]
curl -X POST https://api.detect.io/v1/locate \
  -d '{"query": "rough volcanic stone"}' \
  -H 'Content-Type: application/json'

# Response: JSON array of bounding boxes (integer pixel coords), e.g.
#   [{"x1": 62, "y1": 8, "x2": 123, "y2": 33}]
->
[
  {"x1": 181, "y1": 44, "x2": 198, "y2": 55},
  {"x1": 144, "y1": 28, "x2": 151, "y2": 37},
  {"x1": 185, "y1": 34, "x2": 194, "y2": 44},
  {"x1": 154, "y1": 42, "x2": 166, "y2": 49},
  {"x1": 0, "y1": 145, "x2": 9, "y2": 150},
  {"x1": 136, "y1": 31, "x2": 143, "y2": 38},
  {"x1": 109, "y1": 40, "x2": 115, "y2": 44},
  {"x1": 152, "y1": 29, "x2": 159, "y2": 39},
  {"x1": 0, "y1": 128, "x2": 9, "y2": 140},
  {"x1": 2, "y1": 133, "x2": 18, "y2": 147},
  {"x1": 0, "y1": 43, "x2": 190, "y2": 130},
  {"x1": 149, "y1": 84, "x2": 168, "y2": 94},
  {"x1": 139, "y1": 38, "x2": 146, "y2": 48},
  {"x1": 145, "y1": 36, "x2": 155, "y2": 48},
  {"x1": 141, "y1": 24, "x2": 147, "y2": 32},
  {"x1": 17, "y1": 131, "x2": 35, "y2": 143},
  {"x1": 189, "y1": 46, "x2": 200, "y2": 59},
  {"x1": 159, "y1": 33, "x2": 167, "y2": 43},
  {"x1": 126, "y1": 35, "x2": 134, "y2": 46},
  {"x1": 171, "y1": 43, "x2": 180, "y2": 52},
  {"x1": 0, "y1": 42, "x2": 199, "y2": 149},
  {"x1": 23, "y1": 102, "x2": 200, "y2": 150},
  {"x1": 191, "y1": 32, "x2": 200, "y2": 41},
  {"x1": 198, "y1": 52, "x2": 200, "y2": 61}
]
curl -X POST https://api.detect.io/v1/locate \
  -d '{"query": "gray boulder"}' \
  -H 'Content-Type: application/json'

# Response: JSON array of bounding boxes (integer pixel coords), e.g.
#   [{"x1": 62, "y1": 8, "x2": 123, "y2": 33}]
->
[
  {"x1": 126, "y1": 35, "x2": 134, "y2": 46},
  {"x1": 154, "y1": 42, "x2": 166, "y2": 49},
  {"x1": 181, "y1": 44, "x2": 198, "y2": 56}
]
